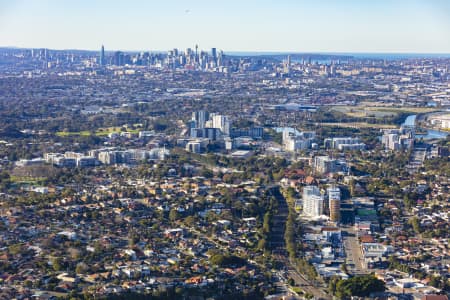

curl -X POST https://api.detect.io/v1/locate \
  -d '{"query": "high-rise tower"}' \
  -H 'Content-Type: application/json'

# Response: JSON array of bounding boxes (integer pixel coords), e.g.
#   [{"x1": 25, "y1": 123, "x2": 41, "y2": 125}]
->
[
  {"x1": 284, "y1": 55, "x2": 291, "y2": 73},
  {"x1": 195, "y1": 44, "x2": 199, "y2": 63},
  {"x1": 100, "y1": 45, "x2": 105, "y2": 66},
  {"x1": 327, "y1": 186, "x2": 341, "y2": 223},
  {"x1": 212, "y1": 114, "x2": 230, "y2": 135},
  {"x1": 192, "y1": 110, "x2": 209, "y2": 129},
  {"x1": 218, "y1": 50, "x2": 223, "y2": 67},
  {"x1": 211, "y1": 48, "x2": 217, "y2": 65},
  {"x1": 303, "y1": 186, "x2": 324, "y2": 217}
]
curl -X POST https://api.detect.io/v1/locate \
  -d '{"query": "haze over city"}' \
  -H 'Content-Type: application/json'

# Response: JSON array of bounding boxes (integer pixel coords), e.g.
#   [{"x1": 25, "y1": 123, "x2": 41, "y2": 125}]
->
[{"x1": 1, "y1": 0, "x2": 450, "y2": 53}]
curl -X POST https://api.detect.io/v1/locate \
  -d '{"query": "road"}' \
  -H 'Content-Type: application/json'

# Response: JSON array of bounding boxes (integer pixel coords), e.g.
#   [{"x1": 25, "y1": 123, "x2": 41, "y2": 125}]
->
[
  {"x1": 186, "y1": 186, "x2": 331, "y2": 299},
  {"x1": 342, "y1": 226, "x2": 367, "y2": 275}
]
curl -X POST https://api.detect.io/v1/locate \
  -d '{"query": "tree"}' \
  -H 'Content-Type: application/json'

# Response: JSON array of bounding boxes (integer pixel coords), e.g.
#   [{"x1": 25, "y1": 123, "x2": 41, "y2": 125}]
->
[
  {"x1": 24, "y1": 280, "x2": 33, "y2": 288},
  {"x1": 263, "y1": 212, "x2": 271, "y2": 234},
  {"x1": 409, "y1": 216, "x2": 422, "y2": 234},
  {"x1": 200, "y1": 167, "x2": 214, "y2": 178},
  {"x1": 340, "y1": 263, "x2": 348, "y2": 274},
  {"x1": 184, "y1": 215, "x2": 197, "y2": 227},
  {"x1": 209, "y1": 253, "x2": 247, "y2": 267},
  {"x1": 169, "y1": 209, "x2": 180, "y2": 224},
  {"x1": 334, "y1": 274, "x2": 385, "y2": 299},
  {"x1": 51, "y1": 257, "x2": 63, "y2": 271},
  {"x1": 128, "y1": 233, "x2": 139, "y2": 247},
  {"x1": 8, "y1": 243, "x2": 24, "y2": 256},
  {"x1": 68, "y1": 247, "x2": 82, "y2": 260},
  {"x1": 257, "y1": 238, "x2": 266, "y2": 251},
  {"x1": 288, "y1": 278, "x2": 295, "y2": 286},
  {"x1": 328, "y1": 276, "x2": 340, "y2": 295},
  {"x1": 404, "y1": 194, "x2": 415, "y2": 210},
  {"x1": 75, "y1": 262, "x2": 89, "y2": 274}
]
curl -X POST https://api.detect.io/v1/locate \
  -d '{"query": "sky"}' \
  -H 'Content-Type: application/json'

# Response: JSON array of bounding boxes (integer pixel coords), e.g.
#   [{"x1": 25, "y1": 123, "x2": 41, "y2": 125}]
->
[{"x1": 0, "y1": 0, "x2": 449, "y2": 53}]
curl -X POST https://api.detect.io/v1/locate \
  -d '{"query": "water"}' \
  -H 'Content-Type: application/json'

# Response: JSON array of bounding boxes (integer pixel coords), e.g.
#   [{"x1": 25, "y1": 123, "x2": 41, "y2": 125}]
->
[
  {"x1": 403, "y1": 115, "x2": 416, "y2": 127},
  {"x1": 416, "y1": 129, "x2": 448, "y2": 140},
  {"x1": 402, "y1": 114, "x2": 448, "y2": 140},
  {"x1": 347, "y1": 53, "x2": 450, "y2": 60},
  {"x1": 227, "y1": 51, "x2": 450, "y2": 60}
]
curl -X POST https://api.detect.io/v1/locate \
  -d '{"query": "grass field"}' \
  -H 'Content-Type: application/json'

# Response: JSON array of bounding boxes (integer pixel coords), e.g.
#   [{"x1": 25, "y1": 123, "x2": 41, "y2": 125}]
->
[
  {"x1": 56, "y1": 131, "x2": 91, "y2": 137},
  {"x1": 56, "y1": 127, "x2": 140, "y2": 137},
  {"x1": 291, "y1": 287, "x2": 304, "y2": 294},
  {"x1": 318, "y1": 122, "x2": 396, "y2": 129},
  {"x1": 10, "y1": 176, "x2": 47, "y2": 184},
  {"x1": 331, "y1": 105, "x2": 442, "y2": 118}
]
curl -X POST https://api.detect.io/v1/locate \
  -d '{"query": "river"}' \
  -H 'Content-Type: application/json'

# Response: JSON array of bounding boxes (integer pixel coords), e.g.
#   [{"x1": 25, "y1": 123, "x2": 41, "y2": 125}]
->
[{"x1": 402, "y1": 115, "x2": 448, "y2": 140}]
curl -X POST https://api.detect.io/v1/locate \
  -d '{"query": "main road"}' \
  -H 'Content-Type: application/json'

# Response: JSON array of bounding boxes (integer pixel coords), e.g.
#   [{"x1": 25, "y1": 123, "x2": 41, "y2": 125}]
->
[{"x1": 341, "y1": 226, "x2": 367, "y2": 275}]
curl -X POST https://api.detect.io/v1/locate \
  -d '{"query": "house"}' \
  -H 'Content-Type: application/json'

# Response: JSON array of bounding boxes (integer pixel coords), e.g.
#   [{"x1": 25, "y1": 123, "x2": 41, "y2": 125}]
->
[
  {"x1": 186, "y1": 276, "x2": 203, "y2": 284},
  {"x1": 421, "y1": 295, "x2": 448, "y2": 300},
  {"x1": 56, "y1": 273, "x2": 78, "y2": 283},
  {"x1": 164, "y1": 228, "x2": 184, "y2": 238},
  {"x1": 305, "y1": 176, "x2": 316, "y2": 185}
]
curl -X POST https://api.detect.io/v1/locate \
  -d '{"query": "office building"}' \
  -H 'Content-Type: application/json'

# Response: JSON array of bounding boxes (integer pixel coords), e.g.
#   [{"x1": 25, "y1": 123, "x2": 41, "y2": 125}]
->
[
  {"x1": 76, "y1": 156, "x2": 97, "y2": 167},
  {"x1": 211, "y1": 114, "x2": 231, "y2": 135},
  {"x1": 192, "y1": 110, "x2": 209, "y2": 129},
  {"x1": 324, "y1": 137, "x2": 365, "y2": 151},
  {"x1": 282, "y1": 128, "x2": 315, "y2": 152},
  {"x1": 100, "y1": 45, "x2": 105, "y2": 66},
  {"x1": 381, "y1": 129, "x2": 414, "y2": 151},
  {"x1": 113, "y1": 51, "x2": 123, "y2": 66},
  {"x1": 284, "y1": 55, "x2": 291, "y2": 73},
  {"x1": 313, "y1": 156, "x2": 339, "y2": 174},
  {"x1": 211, "y1": 48, "x2": 217, "y2": 65},
  {"x1": 186, "y1": 141, "x2": 201, "y2": 153},
  {"x1": 284, "y1": 137, "x2": 311, "y2": 152},
  {"x1": 98, "y1": 151, "x2": 117, "y2": 165},
  {"x1": 218, "y1": 50, "x2": 223, "y2": 66},
  {"x1": 231, "y1": 127, "x2": 263, "y2": 139},
  {"x1": 190, "y1": 127, "x2": 220, "y2": 141}
]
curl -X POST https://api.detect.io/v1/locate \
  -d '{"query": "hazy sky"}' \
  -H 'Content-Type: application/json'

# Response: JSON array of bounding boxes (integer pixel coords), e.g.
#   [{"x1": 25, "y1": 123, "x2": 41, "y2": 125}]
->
[{"x1": 0, "y1": 0, "x2": 449, "y2": 53}]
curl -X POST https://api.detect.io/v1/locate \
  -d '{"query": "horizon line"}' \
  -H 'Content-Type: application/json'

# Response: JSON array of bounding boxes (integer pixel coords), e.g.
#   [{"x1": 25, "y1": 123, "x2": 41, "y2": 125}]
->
[{"x1": 1, "y1": 45, "x2": 450, "y2": 56}]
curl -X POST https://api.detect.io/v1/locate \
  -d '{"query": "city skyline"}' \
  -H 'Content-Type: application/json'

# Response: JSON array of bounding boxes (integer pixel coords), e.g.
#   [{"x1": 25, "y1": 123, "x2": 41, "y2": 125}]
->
[
  {"x1": 0, "y1": 0, "x2": 450, "y2": 53},
  {"x1": 0, "y1": 7, "x2": 450, "y2": 297}
]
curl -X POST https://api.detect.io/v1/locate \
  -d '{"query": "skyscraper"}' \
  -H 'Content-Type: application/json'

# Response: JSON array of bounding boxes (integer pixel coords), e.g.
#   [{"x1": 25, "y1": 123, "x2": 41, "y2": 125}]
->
[
  {"x1": 113, "y1": 51, "x2": 124, "y2": 66},
  {"x1": 192, "y1": 111, "x2": 209, "y2": 129},
  {"x1": 211, "y1": 48, "x2": 217, "y2": 65},
  {"x1": 100, "y1": 45, "x2": 105, "y2": 66},
  {"x1": 212, "y1": 114, "x2": 230, "y2": 135},
  {"x1": 284, "y1": 55, "x2": 291, "y2": 73},
  {"x1": 218, "y1": 50, "x2": 223, "y2": 67},
  {"x1": 195, "y1": 44, "x2": 199, "y2": 63}
]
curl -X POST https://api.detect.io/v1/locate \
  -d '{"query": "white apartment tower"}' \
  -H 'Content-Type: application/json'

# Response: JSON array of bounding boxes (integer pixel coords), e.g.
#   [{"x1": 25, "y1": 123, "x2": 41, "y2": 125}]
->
[
  {"x1": 302, "y1": 186, "x2": 324, "y2": 217},
  {"x1": 212, "y1": 114, "x2": 230, "y2": 135}
]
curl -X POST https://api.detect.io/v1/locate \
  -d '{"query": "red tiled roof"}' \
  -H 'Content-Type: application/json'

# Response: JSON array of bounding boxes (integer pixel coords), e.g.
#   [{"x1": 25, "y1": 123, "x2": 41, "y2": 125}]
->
[{"x1": 422, "y1": 296, "x2": 448, "y2": 300}]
